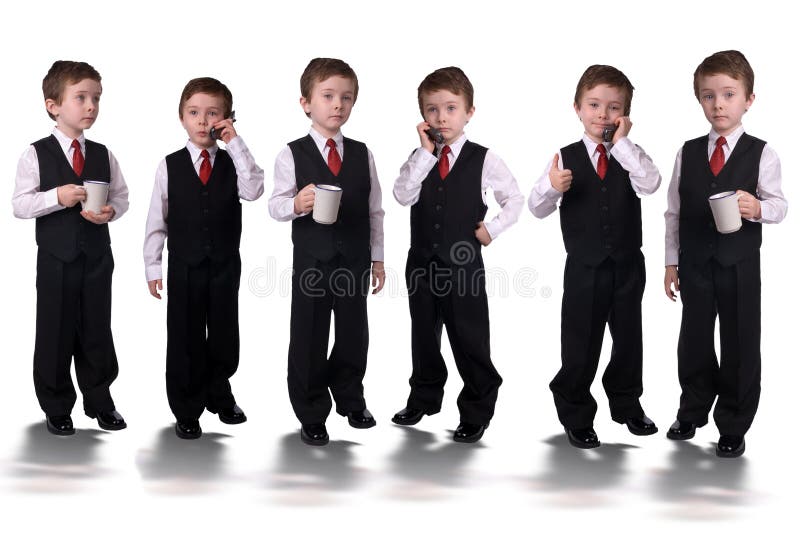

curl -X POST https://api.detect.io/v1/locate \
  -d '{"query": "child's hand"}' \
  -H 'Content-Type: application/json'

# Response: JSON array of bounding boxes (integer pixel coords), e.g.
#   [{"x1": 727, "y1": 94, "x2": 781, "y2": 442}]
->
[
  {"x1": 148, "y1": 279, "x2": 163, "y2": 299},
  {"x1": 549, "y1": 154, "x2": 573, "y2": 193},
  {"x1": 612, "y1": 116, "x2": 632, "y2": 143},
  {"x1": 371, "y1": 261, "x2": 385, "y2": 295},
  {"x1": 211, "y1": 118, "x2": 237, "y2": 144},
  {"x1": 294, "y1": 183, "x2": 316, "y2": 214},
  {"x1": 737, "y1": 190, "x2": 761, "y2": 219},
  {"x1": 416, "y1": 122, "x2": 436, "y2": 155},
  {"x1": 57, "y1": 184, "x2": 86, "y2": 208},
  {"x1": 475, "y1": 222, "x2": 492, "y2": 246},
  {"x1": 664, "y1": 265, "x2": 679, "y2": 301},
  {"x1": 81, "y1": 205, "x2": 115, "y2": 224}
]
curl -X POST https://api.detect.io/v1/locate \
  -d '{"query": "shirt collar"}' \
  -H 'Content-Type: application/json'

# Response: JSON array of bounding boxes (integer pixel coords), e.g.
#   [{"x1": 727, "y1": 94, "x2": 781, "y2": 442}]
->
[
  {"x1": 309, "y1": 127, "x2": 343, "y2": 153},
  {"x1": 710, "y1": 125, "x2": 745, "y2": 149},
  {"x1": 185, "y1": 140, "x2": 218, "y2": 163},
  {"x1": 581, "y1": 133, "x2": 610, "y2": 155},
  {"x1": 52, "y1": 127, "x2": 84, "y2": 152},
  {"x1": 440, "y1": 133, "x2": 468, "y2": 158}
]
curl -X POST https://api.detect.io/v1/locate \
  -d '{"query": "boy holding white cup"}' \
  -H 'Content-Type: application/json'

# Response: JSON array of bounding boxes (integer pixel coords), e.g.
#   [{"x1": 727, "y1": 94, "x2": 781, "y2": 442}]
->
[
  {"x1": 268, "y1": 58, "x2": 385, "y2": 446},
  {"x1": 663, "y1": 50, "x2": 788, "y2": 457}
]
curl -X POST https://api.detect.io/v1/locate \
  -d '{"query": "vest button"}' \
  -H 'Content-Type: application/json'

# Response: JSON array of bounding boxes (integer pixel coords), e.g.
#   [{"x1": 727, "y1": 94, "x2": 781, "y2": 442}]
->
[
  {"x1": 203, "y1": 208, "x2": 209, "y2": 214},
  {"x1": 202, "y1": 191, "x2": 209, "y2": 197},
  {"x1": 601, "y1": 187, "x2": 607, "y2": 193},
  {"x1": 604, "y1": 244, "x2": 612, "y2": 250},
  {"x1": 434, "y1": 223, "x2": 441, "y2": 230},
  {"x1": 601, "y1": 206, "x2": 609, "y2": 211},
  {"x1": 711, "y1": 182, "x2": 717, "y2": 188},
  {"x1": 437, "y1": 186, "x2": 443, "y2": 192},
  {"x1": 435, "y1": 205, "x2": 442, "y2": 211},
  {"x1": 204, "y1": 245, "x2": 211, "y2": 252},
  {"x1": 432, "y1": 243, "x2": 439, "y2": 249},
  {"x1": 603, "y1": 225, "x2": 610, "y2": 232},
  {"x1": 337, "y1": 241, "x2": 343, "y2": 246}
]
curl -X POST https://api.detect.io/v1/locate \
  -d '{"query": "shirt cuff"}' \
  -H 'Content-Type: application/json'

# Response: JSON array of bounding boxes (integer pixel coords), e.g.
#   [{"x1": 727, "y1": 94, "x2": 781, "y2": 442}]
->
[
  {"x1": 145, "y1": 265, "x2": 163, "y2": 282},
  {"x1": 370, "y1": 246, "x2": 384, "y2": 262},
  {"x1": 45, "y1": 188, "x2": 61, "y2": 210}
]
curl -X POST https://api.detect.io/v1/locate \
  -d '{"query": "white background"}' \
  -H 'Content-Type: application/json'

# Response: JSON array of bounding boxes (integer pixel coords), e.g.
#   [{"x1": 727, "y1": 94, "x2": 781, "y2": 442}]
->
[{"x1": 1, "y1": 0, "x2": 797, "y2": 534}]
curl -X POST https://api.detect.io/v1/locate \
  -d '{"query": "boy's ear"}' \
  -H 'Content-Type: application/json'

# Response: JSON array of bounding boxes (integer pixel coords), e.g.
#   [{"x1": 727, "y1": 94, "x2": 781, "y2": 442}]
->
[
  {"x1": 45, "y1": 98, "x2": 59, "y2": 117},
  {"x1": 746, "y1": 93, "x2": 755, "y2": 111},
  {"x1": 466, "y1": 106, "x2": 475, "y2": 122},
  {"x1": 299, "y1": 96, "x2": 310, "y2": 114}
]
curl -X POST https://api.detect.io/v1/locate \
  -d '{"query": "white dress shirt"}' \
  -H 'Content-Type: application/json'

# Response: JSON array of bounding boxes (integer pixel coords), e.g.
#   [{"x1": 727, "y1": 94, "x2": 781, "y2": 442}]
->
[
  {"x1": 393, "y1": 133, "x2": 524, "y2": 240},
  {"x1": 528, "y1": 134, "x2": 661, "y2": 219},
  {"x1": 143, "y1": 136, "x2": 265, "y2": 282},
  {"x1": 663, "y1": 126, "x2": 788, "y2": 266},
  {"x1": 268, "y1": 127, "x2": 385, "y2": 262},
  {"x1": 12, "y1": 127, "x2": 129, "y2": 220}
]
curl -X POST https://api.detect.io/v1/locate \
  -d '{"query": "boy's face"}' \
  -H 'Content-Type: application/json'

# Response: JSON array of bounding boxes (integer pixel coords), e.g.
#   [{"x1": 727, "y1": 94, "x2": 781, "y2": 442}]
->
[
  {"x1": 300, "y1": 75, "x2": 355, "y2": 138},
  {"x1": 697, "y1": 74, "x2": 754, "y2": 136},
  {"x1": 421, "y1": 90, "x2": 474, "y2": 145},
  {"x1": 574, "y1": 84, "x2": 626, "y2": 144},
  {"x1": 46, "y1": 78, "x2": 102, "y2": 139},
  {"x1": 180, "y1": 92, "x2": 225, "y2": 149}
]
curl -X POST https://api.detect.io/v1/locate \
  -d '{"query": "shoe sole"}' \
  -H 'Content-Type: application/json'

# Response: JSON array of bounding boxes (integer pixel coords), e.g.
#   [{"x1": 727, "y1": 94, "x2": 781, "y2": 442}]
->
[
  {"x1": 627, "y1": 424, "x2": 659, "y2": 436},
  {"x1": 391, "y1": 413, "x2": 425, "y2": 426},
  {"x1": 300, "y1": 433, "x2": 329, "y2": 446},
  {"x1": 453, "y1": 426, "x2": 487, "y2": 443},
  {"x1": 96, "y1": 419, "x2": 127, "y2": 431},
  {"x1": 46, "y1": 422, "x2": 75, "y2": 436}
]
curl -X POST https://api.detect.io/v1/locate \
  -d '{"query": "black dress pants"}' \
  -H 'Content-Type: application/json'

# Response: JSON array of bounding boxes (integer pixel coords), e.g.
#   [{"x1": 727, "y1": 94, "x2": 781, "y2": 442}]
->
[
  {"x1": 550, "y1": 252, "x2": 646, "y2": 429},
  {"x1": 33, "y1": 249, "x2": 118, "y2": 416},
  {"x1": 166, "y1": 254, "x2": 241, "y2": 420},
  {"x1": 404, "y1": 252, "x2": 502, "y2": 425},
  {"x1": 287, "y1": 249, "x2": 371, "y2": 425},
  {"x1": 676, "y1": 253, "x2": 761, "y2": 436}
]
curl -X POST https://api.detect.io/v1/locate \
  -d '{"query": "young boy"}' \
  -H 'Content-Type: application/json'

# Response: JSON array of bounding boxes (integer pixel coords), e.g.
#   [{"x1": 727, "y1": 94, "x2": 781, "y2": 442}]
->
[
  {"x1": 529, "y1": 65, "x2": 661, "y2": 449},
  {"x1": 268, "y1": 58, "x2": 385, "y2": 446},
  {"x1": 664, "y1": 50, "x2": 787, "y2": 458},
  {"x1": 392, "y1": 66, "x2": 523, "y2": 443},
  {"x1": 144, "y1": 77, "x2": 264, "y2": 440},
  {"x1": 12, "y1": 60, "x2": 129, "y2": 436}
]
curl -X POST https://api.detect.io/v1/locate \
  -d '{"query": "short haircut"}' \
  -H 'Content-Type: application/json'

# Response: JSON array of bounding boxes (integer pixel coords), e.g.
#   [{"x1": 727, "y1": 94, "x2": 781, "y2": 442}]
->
[
  {"x1": 300, "y1": 57, "x2": 359, "y2": 101},
  {"x1": 693, "y1": 50, "x2": 754, "y2": 99},
  {"x1": 417, "y1": 67, "x2": 474, "y2": 116},
  {"x1": 178, "y1": 77, "x2": 233, "y2": 119},
  {"x1": 42, "y1": 60, "x2": 102, "y2": 120},
  {"x1": 574, "y1": 65, "x2": 634, "y2": 115}
]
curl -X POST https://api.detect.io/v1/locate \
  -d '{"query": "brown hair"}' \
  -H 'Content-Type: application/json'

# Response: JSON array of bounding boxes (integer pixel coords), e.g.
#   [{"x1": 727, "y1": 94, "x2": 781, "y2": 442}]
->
[
  {"x1": 693, "y1": 50, "x2": 754, "y2": 99},
  {"x1": 417, "y1": 66, "x2": 474, "y2": 116},
  {"x1": 178, "y1": 77, "x2": 233, "y2": 119},
  {"x1": 42, "y1": 60, "x2": 102, "y2": 120},
  {"x1": 574, "y1": 65, "x2": 634, "y2": 115},
  {"x1": 300, "y1": 57, "x2": 359, "y2": 101}
]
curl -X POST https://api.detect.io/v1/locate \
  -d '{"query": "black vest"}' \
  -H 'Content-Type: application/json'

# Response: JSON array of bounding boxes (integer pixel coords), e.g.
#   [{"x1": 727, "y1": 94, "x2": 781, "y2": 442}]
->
[
  {"x1": 289, "y1": 136, "x2": 371, "y2": 262},
  {"x1": 32, "y1": 135, "x2": 111, "y2": 262},
  {"x1": 678, "y1": 133, "x2": 764, "y2": 266},
  {"x1": 410, "y1": 141, "x2": 488, "y2": 265},
  {"x1": 166, "y1": 148, "x2": 242, "y2": 265},
  {"x1": 559, "y1": 141, "x2": 642, "y2": 266}
]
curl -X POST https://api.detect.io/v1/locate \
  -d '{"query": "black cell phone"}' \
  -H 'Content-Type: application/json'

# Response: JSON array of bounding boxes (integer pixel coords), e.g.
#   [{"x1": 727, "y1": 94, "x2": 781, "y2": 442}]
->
[
  {"x1": 426, "y1": 126, "x2": 444, "y2": 145},
  {"x1": 210, "y1": 110, "x2": 236, "y2": 140},
  {"x1": 601, "y1": 124, "x2": 617, "y2": 143}
]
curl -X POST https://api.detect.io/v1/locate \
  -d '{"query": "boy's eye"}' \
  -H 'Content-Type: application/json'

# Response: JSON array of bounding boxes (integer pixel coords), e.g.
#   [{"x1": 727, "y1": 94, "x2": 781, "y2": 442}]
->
[
  {"x1": 447, "y1": 105, "x2": 456, "y2": 112},
  {"x1": 343, "y1": 95, "x2": 352, "y2": 101},
  {"x1": 189, "y1": 110, "x2": 197, "y2": 116},
  {"x1": 589, "y1": 102, "x2": 598, "y2": 108},
  {"x1": 426, "y1": 107, "x2": 436, "y2": 114},
  {"x1": 209, "y1": 111, "x2": 217, "y2": 116},
  {"x1": 725, "y1": 91, "x2": 735, "y2": 98}
]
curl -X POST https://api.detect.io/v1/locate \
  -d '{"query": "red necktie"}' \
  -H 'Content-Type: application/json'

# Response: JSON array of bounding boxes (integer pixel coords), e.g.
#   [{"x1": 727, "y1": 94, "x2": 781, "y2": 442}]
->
[
  {"x1": 199, "y1": 149, "x2": 211, "y2": 184},
  {"x1": 710, "y1": 136, "x2": 726, "y2": 176},
  {"x1": 596, "y1": 143, "x2": 608, "y2": 180},
  {"x1": 71, "y1": 139, "x2": 84, "y2": 176},
  {"x1": 326, "y1": 138, "x2": 342, "y2": 176},
  {"x1": 438, "y1": 145, "x2": 451, "y2": 180}
]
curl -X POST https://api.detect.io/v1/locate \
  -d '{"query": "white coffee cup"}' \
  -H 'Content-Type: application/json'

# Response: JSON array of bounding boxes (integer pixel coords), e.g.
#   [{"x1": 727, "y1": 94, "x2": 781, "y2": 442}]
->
[
  {"x1": 708, "y1": 191, "x2": 743, "y2": 234},
  {"x1": 312, "y1": 184, "x2": 343, "y2": 225},
  {"x1": 81, "y1": 180, "x2": 110, "y2": 214}
]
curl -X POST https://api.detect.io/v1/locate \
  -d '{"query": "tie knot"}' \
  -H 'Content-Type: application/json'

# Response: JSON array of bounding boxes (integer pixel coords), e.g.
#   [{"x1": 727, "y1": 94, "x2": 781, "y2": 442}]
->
[
  {"x1": 715, "y1": 136, "x2": 727, "y2": 148},
  {"x1": 441, "y1": 145, "x2": 451, "y2": 156},
  {"x1": 326, "y1": 138, "x2": 337, "y2": 149},
  {"x1": 596, "y1": 143, "x2": 607, "y2": 155},
  {"x1": 201, "y1": 149, "x2": 210, "y2": 159},
  {"x1": 71, "y1": 139, "x2": 80, "y2": 151}
]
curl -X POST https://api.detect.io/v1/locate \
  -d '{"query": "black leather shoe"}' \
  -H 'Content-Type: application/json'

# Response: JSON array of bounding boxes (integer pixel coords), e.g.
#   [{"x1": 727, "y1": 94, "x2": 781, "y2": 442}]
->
[
  {"x1": 175, "y1": 419, "x2": 202, "y2": 440},
  {"x1": 391, "y1": 407, "x2": 426, "y2": 426},
  {"x1": 566, "y1": 427, "x2": 600, "y2": 449},
  {"x1": 300, "y1": 423, "x2": 329, "y2": 446},
  {"x1": 87, "y1": 409, "x2": 127, "y2": 431},
  {"x1": 346, "y1": 409, "x2": 376, "y2": 429},
  {"x1": 46, "y1": 415, "x2": 75, "y2": 436},
  {"x1": 666, "y1": 420, "x2": 696, "y2": 440},
  {"x1": 625, "y1": 415, "x2": 658, "y2": 436},
  {"x1": 453, "y1": 422, "x2": 488, "y2": 443},
  {"x1": 716, "y1": 435, "x2": 745, "y2": 458},
  {"x1": 218, "y1": 405, "x2": 247, "y2": 425}
]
